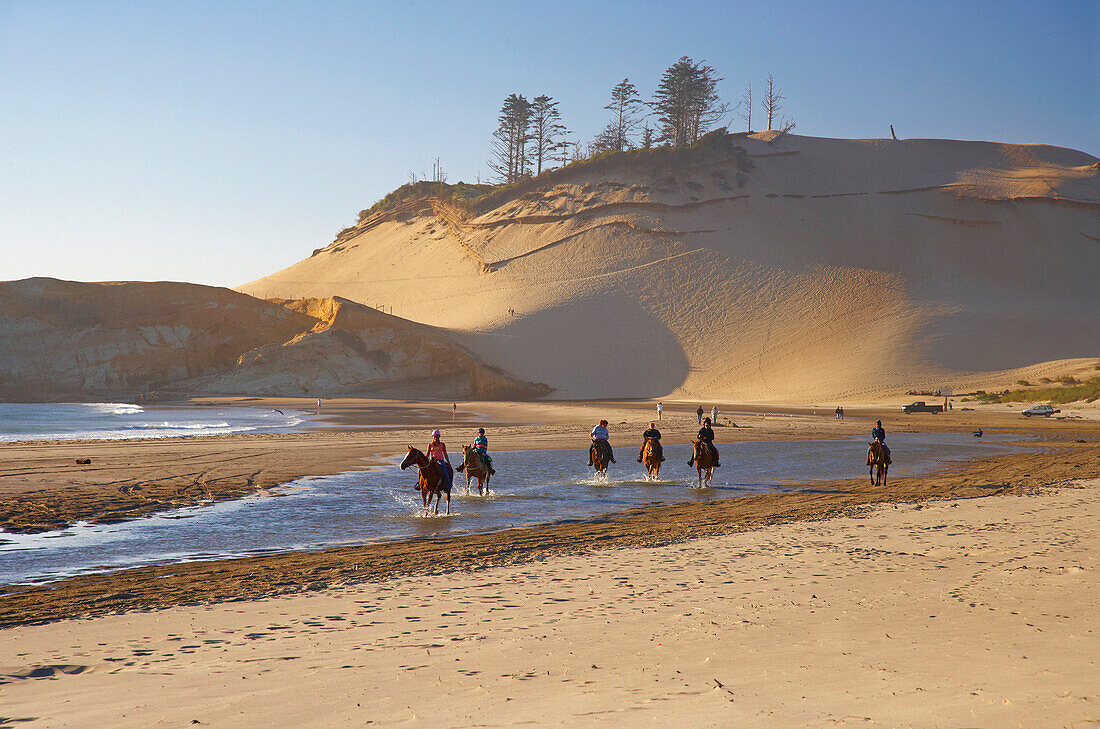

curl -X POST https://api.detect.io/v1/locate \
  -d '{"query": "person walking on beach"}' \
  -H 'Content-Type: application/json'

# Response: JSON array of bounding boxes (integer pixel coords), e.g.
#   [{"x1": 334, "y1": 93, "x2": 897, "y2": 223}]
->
[
  {"x1": 696, "y1": 406, "x2": 704, "y2": 425},
  {"x1": 871, "y1": 420, "x2": 891, "y2": 460},
  {"x1": 711, "y1": 405, "x2": 719, "y2": 425},
  {"x1": 426, "y1": 429, "x2": 454, "y2": 491},
  {"x1": 589, "y1": 419, "x2": 615, "y2": 466},
  {"x1": 637, "y1": 421, "x2": 664, "y2": 463},
  {"x1": 688, "y1": 417, "x2": 720, "y2": 467},
  {"x1": 835, "y1": 406, "x2": 841, "y2": 420},
  {"x1": 656, "y1": 401, "x2": 663, "y2": 421}
]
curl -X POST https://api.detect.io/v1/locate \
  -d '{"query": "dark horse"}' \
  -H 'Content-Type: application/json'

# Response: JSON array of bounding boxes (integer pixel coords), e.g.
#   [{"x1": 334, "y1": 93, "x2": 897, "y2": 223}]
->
[
  {"x1": 691, "y1": 440, "x2": 715, "y2": 488},
  {"x1": 400, "y1": 446, "x2": 451, "y2": 515},
  {"x1": 867, "y1": 440, "x2": 890, "y2": 487},
  {"x1": 590, "y1": 440, "x2": 613, "y2": 476}
]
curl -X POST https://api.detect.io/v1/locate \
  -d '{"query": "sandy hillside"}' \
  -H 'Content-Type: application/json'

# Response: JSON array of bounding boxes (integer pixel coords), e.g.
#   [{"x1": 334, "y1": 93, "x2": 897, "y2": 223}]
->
[
  {"x1": 242, "y1": 133, "x2": 1100, "y2": 401},
  {"x1": 0, "y1": 278, "x2": 547, "y2": 400}
]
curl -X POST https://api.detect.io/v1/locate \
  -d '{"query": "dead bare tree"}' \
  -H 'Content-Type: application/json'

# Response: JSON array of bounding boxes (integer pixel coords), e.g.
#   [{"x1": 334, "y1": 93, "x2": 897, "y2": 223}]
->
[
  {"x1": 762, "y1": 74, "x2": 783, "y2": 130},
  {"x1": 737, "y1": 83, "x2": 752, "y2": 132},
  {"x1": 431, "y1": 157, "x2": 447, "y2": 183}
]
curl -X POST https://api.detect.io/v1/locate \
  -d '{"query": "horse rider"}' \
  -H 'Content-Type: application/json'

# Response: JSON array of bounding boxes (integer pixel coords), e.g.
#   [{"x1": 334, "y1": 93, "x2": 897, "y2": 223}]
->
[
  {"x1": 589, "y1": 419, "x2": 615, "y2": 465},
  {"x1": 871, "y1": 420, "x2": 891, "y2": 460},
  {"x1": 426, "y1": 429, "x2": 454, "y2": 491},
  {"x1": 458, "y1": 427, "x2": 495, "y2": 475},
  {"x1": 637, "y1": 421, "x2": 665, "y2": 463},
  {"x1": 688, "y1": 417, "x2": 721, "y2": 467}
]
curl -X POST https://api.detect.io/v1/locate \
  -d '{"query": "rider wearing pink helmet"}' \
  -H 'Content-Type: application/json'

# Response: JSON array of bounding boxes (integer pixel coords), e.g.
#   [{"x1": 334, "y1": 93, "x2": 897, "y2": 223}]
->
[{"x1": 426, "y1": 429, "x2": 453, "y2": 490}]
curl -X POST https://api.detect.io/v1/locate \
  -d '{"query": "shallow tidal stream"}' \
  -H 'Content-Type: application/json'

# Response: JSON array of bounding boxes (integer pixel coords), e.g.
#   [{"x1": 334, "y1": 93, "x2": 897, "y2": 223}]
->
[{"x1": 1, "y1": 433, "x2": 1024, "y2": 586}]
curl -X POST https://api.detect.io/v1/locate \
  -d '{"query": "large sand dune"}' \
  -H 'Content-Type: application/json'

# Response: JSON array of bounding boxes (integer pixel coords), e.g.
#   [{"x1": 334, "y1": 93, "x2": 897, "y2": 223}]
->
[{"x1": 243, "y1": 133, "x2": 1100, "y2": 400}]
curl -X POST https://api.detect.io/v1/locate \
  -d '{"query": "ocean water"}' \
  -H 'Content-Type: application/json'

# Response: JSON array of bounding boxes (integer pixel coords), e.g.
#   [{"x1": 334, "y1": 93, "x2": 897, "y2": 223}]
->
[
  {"x1": 0, "y1": 432, "x2": 1024, "y2": 586},
  {"x1": 0, "y1": 402, "x2": 309, "y2": 442}
]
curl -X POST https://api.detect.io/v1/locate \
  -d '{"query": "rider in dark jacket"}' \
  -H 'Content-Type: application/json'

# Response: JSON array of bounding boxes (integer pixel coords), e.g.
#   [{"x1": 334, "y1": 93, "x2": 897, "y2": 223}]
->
[
  {"x1": 638, "y1": 422, "x2": 664, "y2": 462},
  {"x1": 688, "y1": 418, "x2": 721, "y2": 467},
  {"x1": 872, "y1": 420, "x2": 891, "y2": 459}
]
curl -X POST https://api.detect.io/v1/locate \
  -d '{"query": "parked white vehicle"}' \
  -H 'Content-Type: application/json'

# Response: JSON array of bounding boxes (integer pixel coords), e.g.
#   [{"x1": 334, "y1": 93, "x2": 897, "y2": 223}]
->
[{"x1": 1022, "y1": 404, "x2": 1060, "y2": 417}]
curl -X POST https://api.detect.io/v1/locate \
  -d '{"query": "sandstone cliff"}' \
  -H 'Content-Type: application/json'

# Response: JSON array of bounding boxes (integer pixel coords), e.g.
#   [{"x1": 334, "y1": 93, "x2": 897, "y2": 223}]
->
[{"x1": 0, "y1": 278, "x2": 549, "y2": 401}]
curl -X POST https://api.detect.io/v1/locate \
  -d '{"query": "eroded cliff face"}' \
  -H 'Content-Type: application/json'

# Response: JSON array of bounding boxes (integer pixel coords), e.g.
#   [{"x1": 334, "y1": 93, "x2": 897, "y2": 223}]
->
[
  {"x1": 0, "y1": 279, "x2": 549, "y2": 400},
  {"x1": 201, "y1": 297, "x2": 550, "y2": 399}
]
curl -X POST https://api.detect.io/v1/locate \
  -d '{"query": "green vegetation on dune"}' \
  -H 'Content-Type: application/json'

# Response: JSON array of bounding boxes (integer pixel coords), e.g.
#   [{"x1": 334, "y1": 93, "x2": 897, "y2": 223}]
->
[
  {"x1": 358, "y1": 181, "x2": 500, "y2": 221},
  {"x1": 347, "y1": 128, "x2": 752, "y2": 234},
  {"x1": 968, "y1": 376, "x2": 1100, "y2": 404},
  {"x1": 472, "y1": 129, "x2": 750, "y2": 212}
]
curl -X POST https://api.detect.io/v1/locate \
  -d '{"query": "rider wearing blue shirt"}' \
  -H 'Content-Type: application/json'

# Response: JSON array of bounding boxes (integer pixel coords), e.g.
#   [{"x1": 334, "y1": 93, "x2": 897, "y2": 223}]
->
[
  {"x1": 459, "y1": 427, "x2": 495, "y2": 475},
  {"x1": 589, "y1": 420, "x2": 615, "y2": 466}
]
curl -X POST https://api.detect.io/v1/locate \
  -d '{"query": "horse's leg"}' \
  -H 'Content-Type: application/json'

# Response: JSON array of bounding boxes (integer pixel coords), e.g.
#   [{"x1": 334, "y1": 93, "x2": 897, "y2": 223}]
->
[
  {"x1": 444, "y1": 490, "x2": 450, "y2": 515},
  {"x1": 869, "y1": 464, "x2": 875, "y2": 486},
  {"x1": 465, "y1": 471, "x2": 471, "y2": 495},
  {"x1": 883, "y1": 464, "x2": 888, "y2": 488}
]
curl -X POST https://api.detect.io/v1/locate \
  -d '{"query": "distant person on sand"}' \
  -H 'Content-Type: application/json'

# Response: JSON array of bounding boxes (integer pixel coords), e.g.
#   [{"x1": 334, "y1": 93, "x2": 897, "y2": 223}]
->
[
  {"x1": 697, "y1": 406, "x2": 704, "y2": 425},
  {"x1": 711, "y1": 406, "x2": 719, "y2": 424},
  {"x1": 835, "y1": 406, "x2": 841, "y2": 420},
  {"x1": 589, "y1": 419, "x2": 615, "y2": 466},
  {"x1": 317, "y1": 398, "x2": 322, "y2": 409},
  {"x1": 426, "y1": 429, "x2": 454, "y2": 491},
  {"x1": 871, "y1": 420, "x2": 891, "y2": 460},
  {"x1": 637, "y1": 421, "x2": 664, "y2": 463},
  {"x1": 656, "y1": 401, "x2": 663, "y2": 421},
  {"x1": 689, "y1": 417, "x2": 720, "y2": 468}
]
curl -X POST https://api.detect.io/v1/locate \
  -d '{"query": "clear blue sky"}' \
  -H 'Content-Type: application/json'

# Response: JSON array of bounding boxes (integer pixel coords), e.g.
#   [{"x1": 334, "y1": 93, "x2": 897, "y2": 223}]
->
[{"x1": 1, "y1": 1, "x2": 1096, "y2": 287}]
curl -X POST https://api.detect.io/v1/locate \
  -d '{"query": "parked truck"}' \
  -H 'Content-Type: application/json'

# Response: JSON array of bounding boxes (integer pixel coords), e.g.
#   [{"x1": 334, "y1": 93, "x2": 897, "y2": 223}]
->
[{"x1": 902, "y1": 401, "x2": 944, "y2": 414}]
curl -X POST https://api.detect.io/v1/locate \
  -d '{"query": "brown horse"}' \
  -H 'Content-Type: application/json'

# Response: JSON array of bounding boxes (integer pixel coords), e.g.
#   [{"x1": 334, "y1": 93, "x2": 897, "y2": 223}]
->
[
  {"x1": 400, "y1": 446, "x2": 451, "y2": 515},
  {"x1": 691, "y1": 440, "x2": 715, "y2": 488},
  {"x1": 460, "y1": 445, "x2": 492, "y2": 496},
  {"x1": 867, "y1": 440, "x2": 890, "y2": 487},
  {"x1": 642, "y1": 437, "x2": 663, "y2": 479},
  {"x1": 590, "y1": 440, "x2": 612, "y2": 476}
]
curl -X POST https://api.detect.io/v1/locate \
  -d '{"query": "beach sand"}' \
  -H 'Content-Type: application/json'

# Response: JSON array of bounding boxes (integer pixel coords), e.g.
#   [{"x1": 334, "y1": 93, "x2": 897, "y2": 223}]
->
[
  {"x1": 2, "y1": 477, "x2": 1096, "y2": 727},
  {"x1": 1, "y1": 399, "x2": 1097, "y2": 727}
]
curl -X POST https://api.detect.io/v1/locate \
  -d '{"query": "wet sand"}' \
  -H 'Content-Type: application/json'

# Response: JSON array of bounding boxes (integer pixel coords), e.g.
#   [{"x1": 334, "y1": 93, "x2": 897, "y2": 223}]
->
[
  {"x1": 2, "y1": 397, "x2": 1094, "y2": 533},
  {"x1": 1, "y1": 438, "x2": 1096, "y2": 628}
]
